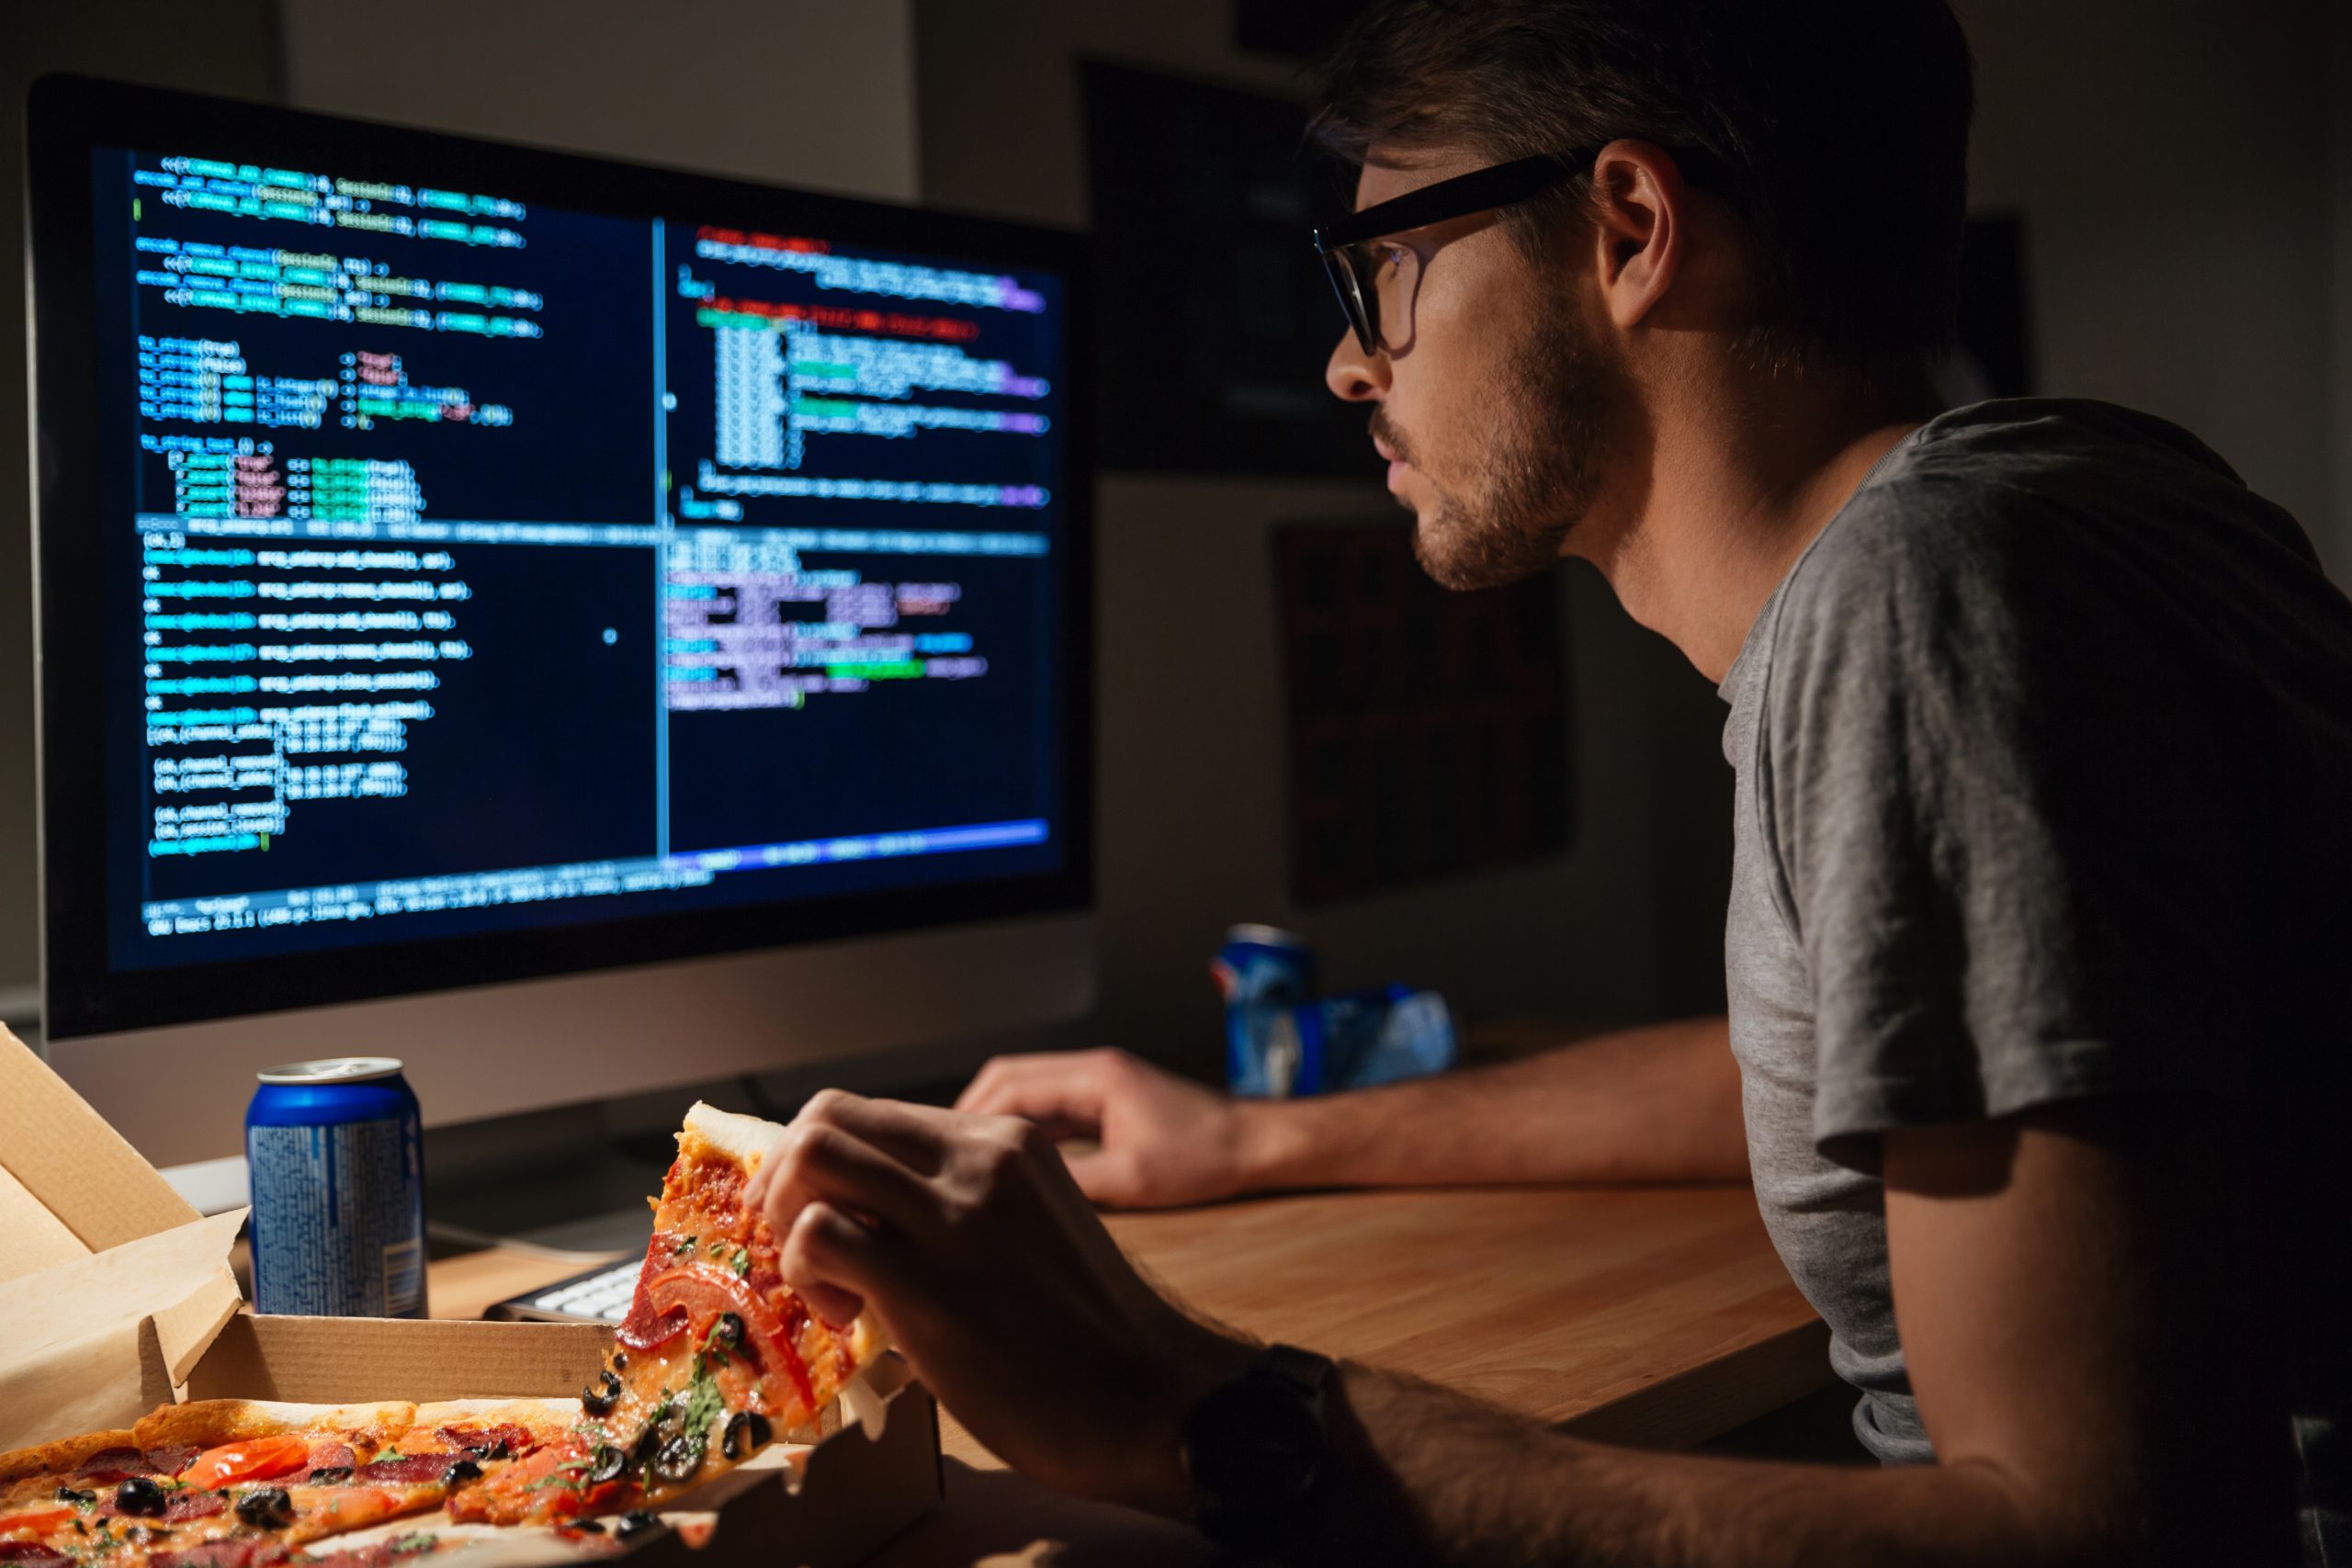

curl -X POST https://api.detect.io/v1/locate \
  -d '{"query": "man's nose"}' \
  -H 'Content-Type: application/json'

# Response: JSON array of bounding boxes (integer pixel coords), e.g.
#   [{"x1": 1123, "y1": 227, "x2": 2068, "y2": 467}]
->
[{"x1": 1325, "y1": 329, "x2": 1387, "y2": 403}]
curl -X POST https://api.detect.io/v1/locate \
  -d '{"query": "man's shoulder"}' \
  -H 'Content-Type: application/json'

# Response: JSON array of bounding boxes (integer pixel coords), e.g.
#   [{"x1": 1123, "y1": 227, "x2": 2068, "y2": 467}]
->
[{"x1": 1779, "y1": 396, "x2": 2292, "y2": 632}]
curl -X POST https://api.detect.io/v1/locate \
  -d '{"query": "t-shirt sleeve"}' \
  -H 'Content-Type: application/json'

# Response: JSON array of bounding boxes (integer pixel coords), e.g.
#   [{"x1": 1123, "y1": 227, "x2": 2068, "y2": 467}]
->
[{"x1": 1760, "y1": 485, "x2": 2263, "y2": 1172}]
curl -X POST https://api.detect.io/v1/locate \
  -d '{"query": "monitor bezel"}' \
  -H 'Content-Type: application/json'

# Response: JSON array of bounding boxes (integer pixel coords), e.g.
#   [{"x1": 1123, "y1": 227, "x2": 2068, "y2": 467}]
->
[{"x1": 27, "y1": 73, "x2": 1097, "y2": 1042}]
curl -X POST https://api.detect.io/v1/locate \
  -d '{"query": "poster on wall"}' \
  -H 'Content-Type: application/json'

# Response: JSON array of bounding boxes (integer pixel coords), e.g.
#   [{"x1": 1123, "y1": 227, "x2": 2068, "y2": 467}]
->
[
  {"x1": 1080, "y1": 60, "x2": 1369, "y2": 476},
  {"x1": 1275, "y1": 522, "x2": 1572, "y2": 904}
]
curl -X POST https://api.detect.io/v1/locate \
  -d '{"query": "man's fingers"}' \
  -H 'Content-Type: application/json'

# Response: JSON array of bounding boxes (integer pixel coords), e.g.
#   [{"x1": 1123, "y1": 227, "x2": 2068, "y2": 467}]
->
[
  {"x1": 956, "y1": 1051, "x2": 1117, "y2": 1128},
  {"x1": 957, "y1": 1053, "x2": 1071, "y2": 1113},
  {"x1": 797, "y1": 1088, "x2": 977, "y2": 1171},
  {"x1": 790, "y1": 1213, "x2": 898, "y2": 1335},
  {"x1": 753, "y1": 1121, "x2": 933, "y2": 1237}
]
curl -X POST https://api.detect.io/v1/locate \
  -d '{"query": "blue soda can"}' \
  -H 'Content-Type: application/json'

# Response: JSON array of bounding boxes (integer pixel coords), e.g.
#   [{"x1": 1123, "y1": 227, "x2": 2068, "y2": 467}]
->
[
  {"x1": 1211, "y1": 923, "x2": 1316, "y2": 1009},
  {"x1": 1214, "y1": 925, "x2": 1316, "y2": 1094},
  {"x1": 1231, "y1": 985, "x2": 1458, "y2": 1099},
  {"x1": 246, "y1": 1058, "x2": 428, "y2": 1318}
]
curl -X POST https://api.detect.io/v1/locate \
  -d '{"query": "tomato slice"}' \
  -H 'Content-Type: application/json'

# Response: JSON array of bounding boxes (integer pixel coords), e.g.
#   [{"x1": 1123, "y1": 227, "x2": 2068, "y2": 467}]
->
[
  {"x1": 646, "y1": 1263, "x2": 789, "y2": 1354},
  {"x1": 0, "y1": 1507, "x2": 73, "y2": 1540},
  {"x1": 179, "y1": 1434, "x2": 311, "y2": 1489}
]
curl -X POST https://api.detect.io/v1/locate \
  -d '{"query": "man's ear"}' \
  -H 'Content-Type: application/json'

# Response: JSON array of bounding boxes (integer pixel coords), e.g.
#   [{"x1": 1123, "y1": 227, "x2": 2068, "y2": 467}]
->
[{"x1": 1586, "y1": 139, "x2": 1688, "y2": 331}]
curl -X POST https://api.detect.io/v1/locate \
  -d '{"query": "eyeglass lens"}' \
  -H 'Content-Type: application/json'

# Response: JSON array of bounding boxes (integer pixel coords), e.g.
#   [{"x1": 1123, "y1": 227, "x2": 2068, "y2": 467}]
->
[{"x1": 1328, "y1": 242, "x2": 1422, "y2": 355}]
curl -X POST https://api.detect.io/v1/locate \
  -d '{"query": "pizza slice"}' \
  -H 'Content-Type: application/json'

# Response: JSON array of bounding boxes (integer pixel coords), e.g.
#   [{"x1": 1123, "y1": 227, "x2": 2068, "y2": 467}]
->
[{"x1": 450, "y1": 1102, "x2": 886, "y2": 1527}]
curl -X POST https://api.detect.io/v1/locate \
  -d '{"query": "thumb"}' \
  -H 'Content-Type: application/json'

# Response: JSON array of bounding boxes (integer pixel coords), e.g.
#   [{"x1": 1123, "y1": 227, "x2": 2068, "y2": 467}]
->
[{"x1": 779, "y1": 1200, "x2": 899, "y2": 1328}]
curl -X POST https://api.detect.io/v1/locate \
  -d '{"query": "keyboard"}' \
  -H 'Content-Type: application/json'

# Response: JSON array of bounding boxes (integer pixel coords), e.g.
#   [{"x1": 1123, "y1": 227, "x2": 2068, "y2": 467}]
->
[{"x1": 490, "y1": 1259, "x2": 642, "y2": 1324}]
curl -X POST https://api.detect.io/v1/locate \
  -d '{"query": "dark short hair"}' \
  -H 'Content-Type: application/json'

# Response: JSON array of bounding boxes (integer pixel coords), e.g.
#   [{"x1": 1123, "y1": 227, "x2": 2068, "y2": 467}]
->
[{"x1": 1311, "y1": 0, "x2": 1974, "y2": 378}]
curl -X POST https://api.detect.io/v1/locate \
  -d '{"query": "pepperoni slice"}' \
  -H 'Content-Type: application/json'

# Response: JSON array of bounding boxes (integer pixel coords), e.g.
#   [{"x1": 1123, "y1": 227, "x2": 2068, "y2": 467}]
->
[
  {"x1": 73, "y1": 1448, "x2": 155, "y2": 1483},
  {"x1": 351, "y1": 1454, "x2": 453, "y2": 1484},
  {"x1": 435, "y1": 1423, "x2": 534, "y2": 1459},
  {"x1": 164, "y1": 1492, "x2": 227, "y2": 1523},
  {"x1": 0, "y1": 1545, "x2": 73, "y2": 1568},
  {"x1": 299, "y1": 1444, "x2": 356, "y2": 1483},
  {"x1": 142, "y1": 1446, "x2": 200, "y2": 1478},
  {"x1": 152, "y1": 1542, "x2": 291, "y2": 1568}
]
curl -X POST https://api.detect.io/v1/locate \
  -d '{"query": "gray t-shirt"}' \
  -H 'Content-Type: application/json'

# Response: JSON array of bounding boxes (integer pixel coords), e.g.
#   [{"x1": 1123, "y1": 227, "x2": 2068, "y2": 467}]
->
[{"x1": 1718, "y1": 399, "x2": 2350, "y2": 1547}]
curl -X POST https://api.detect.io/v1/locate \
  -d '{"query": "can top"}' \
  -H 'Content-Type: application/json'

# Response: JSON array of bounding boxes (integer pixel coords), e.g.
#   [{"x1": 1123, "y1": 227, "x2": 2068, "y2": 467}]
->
[
  {"x1": 1225, "y1": 923, "x2": 1307, "y2": 949},
  {"x1": 255, "y1": 1056, "x2": 406, "y2": 1086}
]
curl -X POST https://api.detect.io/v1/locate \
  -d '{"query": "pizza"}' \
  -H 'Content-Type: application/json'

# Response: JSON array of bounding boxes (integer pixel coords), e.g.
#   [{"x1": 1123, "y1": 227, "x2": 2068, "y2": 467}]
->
[
  {"x1": 0, "y1": 1399, "x2": 582, "y2": 1568},
  {"x1": 449, "y1": 1102, "x2": 886, "y2": 1527},
  {"x1": 0, "y1": 1101, "x2": 886, "y2": 1566}
]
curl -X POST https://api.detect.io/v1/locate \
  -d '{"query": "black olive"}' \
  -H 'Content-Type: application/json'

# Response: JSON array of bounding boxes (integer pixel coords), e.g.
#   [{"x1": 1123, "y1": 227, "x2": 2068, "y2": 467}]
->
[
  {"x1": 650, "y1": 1433, "x2": 705, "y2": 1484},
  {"x1": 704, "y1": 1313, "x2": 744, "y2": 1356},
  {"x1": 627, "y1": 1408, "x2": 668, "y2": 1468},
  {"x1": 581, "y1": 1368, "x2": 623, "y2": 1416},
  {"x1": 439, "y1": 1457, "x2": 482, "y2": 1486},
  {"x1": 306, "y1": 1467, "x2": 352, "y2": 1485},
  {"x1": 610, "y1": 1351, "x2": 628, "y2": 1371},
  {"x1": 54, "y1": 1487, "x2": 95, "y2": 1506},
  {"x1": 465, "y1": 1438, "x2": 511, "y2": 1462},
  {"x1": 234, "y1": 1487, "x2": 294, "y2": 1529},
  {"x1": 719, "y1": 1411, "x2": 774, "y2": 1461},
  {"x1": 114, "y1": 1477, "x2": 167, "y2": 1517},
  {"x1": 614, "y1": 1510, "x2": 659, "y2": 1540},
  {"x1": 585, "y1": 1445, "x2": 628, "y2": 1486},
  {"x1": 568, "y1": 1519, "x2": 606, "y2": 1536}
]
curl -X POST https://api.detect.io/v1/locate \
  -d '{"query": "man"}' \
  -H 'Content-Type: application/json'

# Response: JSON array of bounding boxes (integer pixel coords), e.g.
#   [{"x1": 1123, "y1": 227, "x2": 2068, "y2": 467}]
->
[{"x1": 746, "y1": 2, "x2": 2352, "y2": 1561}]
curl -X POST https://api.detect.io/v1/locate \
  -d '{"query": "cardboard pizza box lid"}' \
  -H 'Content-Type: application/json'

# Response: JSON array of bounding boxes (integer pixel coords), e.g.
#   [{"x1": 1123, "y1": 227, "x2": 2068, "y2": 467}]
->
[
  {"x1": 0, "y1": 1022, "x2": 209, "y2": 1269},
  {"x1": 0, "y1": 1024, "x2": 249, "y2": 1448}
]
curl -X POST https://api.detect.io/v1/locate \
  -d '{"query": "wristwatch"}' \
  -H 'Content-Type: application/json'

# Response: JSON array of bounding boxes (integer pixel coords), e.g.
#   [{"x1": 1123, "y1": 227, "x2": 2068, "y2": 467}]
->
[{"x1": 1178, "y1": 1343, "x2": 1335, "y2": 1550}]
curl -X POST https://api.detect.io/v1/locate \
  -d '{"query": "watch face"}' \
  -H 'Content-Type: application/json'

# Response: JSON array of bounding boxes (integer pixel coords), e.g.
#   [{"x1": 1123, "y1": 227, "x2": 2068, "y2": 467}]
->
[{"x1": 1183, "y1": 1373, "x2": 1327, "y2": 1509}]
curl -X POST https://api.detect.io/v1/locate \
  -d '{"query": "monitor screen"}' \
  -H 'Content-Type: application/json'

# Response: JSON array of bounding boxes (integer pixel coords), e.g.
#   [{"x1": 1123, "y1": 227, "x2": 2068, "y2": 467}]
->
[{"x1": 29, "y1": 79, "x2": 1091, "y2": 1041}]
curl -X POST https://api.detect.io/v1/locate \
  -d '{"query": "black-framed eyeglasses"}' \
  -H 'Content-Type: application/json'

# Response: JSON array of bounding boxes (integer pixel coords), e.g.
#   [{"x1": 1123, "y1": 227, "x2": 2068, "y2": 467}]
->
[{"x1": 1312, "y1": 153, "x2": 1586, "y2": 356}]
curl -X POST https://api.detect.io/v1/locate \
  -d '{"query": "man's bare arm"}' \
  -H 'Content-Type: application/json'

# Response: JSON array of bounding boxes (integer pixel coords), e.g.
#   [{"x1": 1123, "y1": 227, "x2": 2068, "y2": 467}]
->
[
  {"x1": 955, "y1": 1016, "x2": 1747, "y2": 1206},
  {"x1": 1261, "y1": 1095, "x2": 2279, "y2": 1567}
]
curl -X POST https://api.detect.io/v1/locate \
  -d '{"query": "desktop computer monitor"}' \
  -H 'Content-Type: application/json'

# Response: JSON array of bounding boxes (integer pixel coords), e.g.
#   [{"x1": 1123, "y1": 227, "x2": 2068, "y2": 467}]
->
[{"x1": 23, "y1": 76, "x2": 1095, "y2": 1168}]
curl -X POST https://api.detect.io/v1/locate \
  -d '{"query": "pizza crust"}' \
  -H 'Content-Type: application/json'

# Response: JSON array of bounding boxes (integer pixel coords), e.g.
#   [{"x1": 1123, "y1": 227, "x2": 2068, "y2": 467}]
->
[
  {"x1": 409, "y1": 1398, "x2": 581, "y2": 1432},
  {"x1": 132, "y1": 1398, "x2": 418, "y2": 1450},
  {"x1": 0, "y1": 1427, "x2": 140, "y2": 1483},
  {"x1": 680, "y1": 1100, "x2": 780, "y2": 1171}
]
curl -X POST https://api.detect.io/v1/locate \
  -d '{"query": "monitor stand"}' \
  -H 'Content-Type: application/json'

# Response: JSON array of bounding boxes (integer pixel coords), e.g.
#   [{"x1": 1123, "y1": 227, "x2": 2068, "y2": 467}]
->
[{"x1": 424, "y1": 1101, "x2": 669, "y2": 1259}]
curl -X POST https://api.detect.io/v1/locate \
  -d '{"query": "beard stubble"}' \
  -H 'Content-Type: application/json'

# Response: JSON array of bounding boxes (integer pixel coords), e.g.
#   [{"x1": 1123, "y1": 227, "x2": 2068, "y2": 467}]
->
[{"x1": 1380, "y1": 293, "x2": 1626, "y2": 593}]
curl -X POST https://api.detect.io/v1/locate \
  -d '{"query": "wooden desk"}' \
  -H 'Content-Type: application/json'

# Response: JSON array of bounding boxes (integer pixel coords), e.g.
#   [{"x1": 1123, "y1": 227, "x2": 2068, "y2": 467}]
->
[{"x1": 428, "y1": 1185, "x2": 1825, "y2": 1565}]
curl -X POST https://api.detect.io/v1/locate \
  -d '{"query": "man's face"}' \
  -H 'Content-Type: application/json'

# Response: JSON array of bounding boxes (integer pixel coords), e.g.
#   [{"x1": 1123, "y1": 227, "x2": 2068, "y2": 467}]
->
[{"x1": 1324, "y1": 152, "x2": 1631, "y2": 592}]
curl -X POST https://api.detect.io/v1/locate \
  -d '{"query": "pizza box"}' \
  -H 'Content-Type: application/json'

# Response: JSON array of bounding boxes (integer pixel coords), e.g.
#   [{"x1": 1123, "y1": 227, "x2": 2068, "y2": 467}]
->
[{"x1": 0, "y1": 1025, "x2": 944, "y2": 1568}]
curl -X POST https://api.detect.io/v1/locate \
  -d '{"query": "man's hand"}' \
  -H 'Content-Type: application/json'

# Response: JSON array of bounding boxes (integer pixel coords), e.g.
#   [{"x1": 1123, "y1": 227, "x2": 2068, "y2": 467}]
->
[
  {"x1": 957, "y1": 1018, "x2": 1749, "y2": 1207},
  {"x1": 955, "y1": 1047, "x2": 1256, "y2": 1208},
  {"x1": 744, "y1": 1089, "x2": 1256, "y2": 1515}
]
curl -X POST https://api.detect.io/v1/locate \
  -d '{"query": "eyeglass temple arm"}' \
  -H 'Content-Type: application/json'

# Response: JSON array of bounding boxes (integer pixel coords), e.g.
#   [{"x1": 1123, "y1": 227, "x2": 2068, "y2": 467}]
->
[{"x1": 1311, "y1": 153, "x2": 1579, "y2": 252}]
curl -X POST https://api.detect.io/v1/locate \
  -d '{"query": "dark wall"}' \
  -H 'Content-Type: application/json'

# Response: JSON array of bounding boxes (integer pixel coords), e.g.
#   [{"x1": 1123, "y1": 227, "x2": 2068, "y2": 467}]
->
[
  {"x1": 913, "y1": 0, "x2": 1738, "y2": 1080},
  {"x1": 0, "y1": 2, "x2": 286, "y2": 1013}
]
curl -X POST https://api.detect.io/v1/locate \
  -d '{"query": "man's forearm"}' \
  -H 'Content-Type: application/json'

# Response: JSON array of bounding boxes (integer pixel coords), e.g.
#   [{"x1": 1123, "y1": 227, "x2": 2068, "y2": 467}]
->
[
  {"x1": 1290, "y1": 1364, "x2": 2091, "y2": 1568},
  {"x1": 1233, "y1": 1015, "x2": 1747, "y2": 1190}
]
